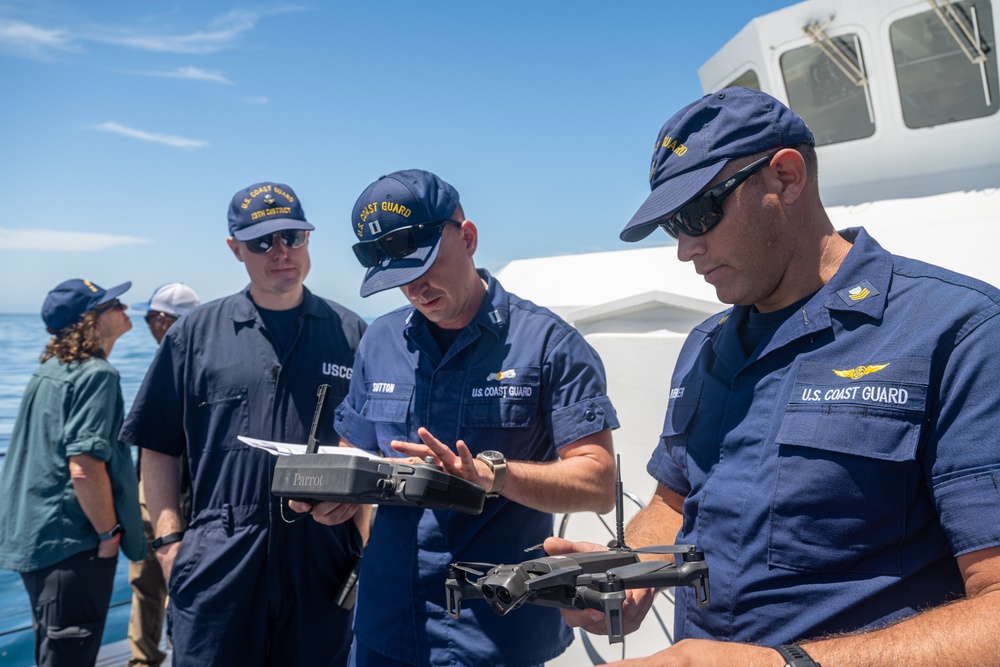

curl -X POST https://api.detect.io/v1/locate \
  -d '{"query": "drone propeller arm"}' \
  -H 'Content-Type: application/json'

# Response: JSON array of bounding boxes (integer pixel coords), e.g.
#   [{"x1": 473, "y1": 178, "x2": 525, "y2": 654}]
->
[
  {"x1": 444, "y1": 567, "x2": 487, "y2": 618},
  {"x1": 577, "y1": 588, "x2": 628, "y2": 644}
]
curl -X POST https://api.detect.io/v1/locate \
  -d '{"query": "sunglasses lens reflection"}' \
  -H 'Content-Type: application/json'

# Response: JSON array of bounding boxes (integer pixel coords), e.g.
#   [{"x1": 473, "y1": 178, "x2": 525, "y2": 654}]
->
[
  {"x1": 351, "y1": 221, "x2": 450, "y2": 268},
  {"x1": 245, "y1": 230, "x2": 307, "y2": 254}
]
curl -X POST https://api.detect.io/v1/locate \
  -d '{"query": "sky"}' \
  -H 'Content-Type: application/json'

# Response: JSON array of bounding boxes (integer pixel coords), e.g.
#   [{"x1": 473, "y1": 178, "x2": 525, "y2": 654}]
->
[{"x1": 0, "y1": 0, "x2": 797, "y2": 318}]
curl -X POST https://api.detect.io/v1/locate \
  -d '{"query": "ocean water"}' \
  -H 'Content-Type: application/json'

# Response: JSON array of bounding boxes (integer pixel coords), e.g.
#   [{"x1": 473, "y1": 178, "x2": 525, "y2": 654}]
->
[{"x1": 0, "y1": 313, "x2": 159, "y2": 665}]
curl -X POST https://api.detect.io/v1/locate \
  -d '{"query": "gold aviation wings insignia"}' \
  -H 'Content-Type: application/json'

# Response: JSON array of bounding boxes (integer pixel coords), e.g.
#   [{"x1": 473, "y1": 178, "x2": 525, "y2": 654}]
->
[{"x1": 833, "y1": 363, "x2": 890, "y2": 380}]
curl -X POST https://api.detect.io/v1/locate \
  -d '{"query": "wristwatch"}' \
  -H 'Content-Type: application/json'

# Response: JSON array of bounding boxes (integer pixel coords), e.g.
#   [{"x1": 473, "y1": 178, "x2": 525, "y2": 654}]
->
[
  {"x1": 476, "y1": 450, "x2": 507, "y2": 498},
  {"x1": 774, "y1": 644, "x2": 822, "y2": 667},
  {"x1": 151, "y1": 531, "x2": 185, "y2": 550},
  {"x1": 97, "y1": 523, "x2": 122, "y2": 542}
]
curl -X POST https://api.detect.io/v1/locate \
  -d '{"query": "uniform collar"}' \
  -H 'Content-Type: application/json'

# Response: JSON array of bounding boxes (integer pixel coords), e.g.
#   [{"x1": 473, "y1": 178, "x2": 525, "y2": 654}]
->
[
  {"x1": 816, "y1": 227, "x2": 890, "y2": 321},
  {"x1": 403, "y1": 268, "x2": 510, "y2": 340},
  {"x1": 230, "y1": 285, "x2": 322, "y2": 323},
  {"x1": 472, "y1": 269, "x2": 510, "y2": 340},
  {"x1": 711, "y1": 227, "x2": 891, "y2": 370}
]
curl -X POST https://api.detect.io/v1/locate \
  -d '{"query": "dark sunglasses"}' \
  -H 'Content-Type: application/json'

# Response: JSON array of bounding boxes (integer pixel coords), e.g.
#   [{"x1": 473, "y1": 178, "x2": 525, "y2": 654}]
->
[
  {"x1": 144, "y1": 311, "x2": 177, "y2": 324},
  {"x1": 352, "y1": 220, "x2": 459, "y2": 268},
  {"x1": 243, "y1": 229, "x2": 309, "y2": 255},
  {"x1": 657, "y1": 153, "x2": 776, "y2": 239},
  {"x1": 93, "y1": 299, "x2": 125, "y2": 314}
]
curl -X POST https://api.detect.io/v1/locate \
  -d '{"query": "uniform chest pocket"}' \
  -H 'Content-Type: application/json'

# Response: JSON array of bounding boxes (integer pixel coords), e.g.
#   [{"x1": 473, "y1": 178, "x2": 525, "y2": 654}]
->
[
  {"x1": 362, "y1": 382, "x2": 414, "y2": 422},
  {"x1": 198, "y1": 386, "x2": 249, "y2": 450},
  {"x1": 769, "y1": 364, "x2": 928, "y2": 575},
  {"x1": 462, "y1": 366, "x2": 540, "y2": 429},
  {"x1": 658, "y1": 381, "x2": 702, "y2": 474}
]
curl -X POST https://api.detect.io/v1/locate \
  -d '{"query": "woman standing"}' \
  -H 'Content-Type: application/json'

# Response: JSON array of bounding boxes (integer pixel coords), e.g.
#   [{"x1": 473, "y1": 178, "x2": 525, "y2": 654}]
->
[{"x1": 0, "y1": 279, "x2": 144, "y2": 667}]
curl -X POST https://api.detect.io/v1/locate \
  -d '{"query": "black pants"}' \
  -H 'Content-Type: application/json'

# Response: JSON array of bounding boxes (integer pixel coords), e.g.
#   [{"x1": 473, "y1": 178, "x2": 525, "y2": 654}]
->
[{"x1": 21, "y1": 548, "x2": 118, "y2": 667}]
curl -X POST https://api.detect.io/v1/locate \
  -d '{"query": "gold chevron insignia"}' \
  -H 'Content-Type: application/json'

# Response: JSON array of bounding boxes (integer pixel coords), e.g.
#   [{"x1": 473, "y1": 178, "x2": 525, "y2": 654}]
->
[
  {"x1": 833, "y1": 362, "x2": 890, "y2": 380},
  {"x1": 848, "y1": 286, "x2": 870, "y2": 301}
]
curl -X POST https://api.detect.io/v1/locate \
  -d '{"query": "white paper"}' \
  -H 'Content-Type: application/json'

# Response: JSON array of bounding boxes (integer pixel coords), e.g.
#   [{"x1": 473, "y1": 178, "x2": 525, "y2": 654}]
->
[{"x1": 237, "y1": 435, "x2": 381, "y2": 460}]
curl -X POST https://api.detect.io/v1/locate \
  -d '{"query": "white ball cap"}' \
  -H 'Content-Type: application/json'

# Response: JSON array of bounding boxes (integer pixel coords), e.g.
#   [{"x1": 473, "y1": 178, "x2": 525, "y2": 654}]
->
[{"x1": 132, "y1": 283, "x2": 201, "y2": 317}]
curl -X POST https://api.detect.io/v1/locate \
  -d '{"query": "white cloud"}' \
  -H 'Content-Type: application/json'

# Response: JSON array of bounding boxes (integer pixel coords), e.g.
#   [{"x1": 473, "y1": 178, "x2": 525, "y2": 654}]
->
[
  {"x1": 138, "y1": 66, "x2": 234, "y2": 85},
  {"x1": 243, "y1": 96, "x2": 270, "y2": 105},
  {"x1": 0, "y1": 19, "x2": 74, "y2": 57},
  {"x1": 93, "y1": 122, "x2": 210, "y2": 150},
  {"x1": 93, "y1": 8, "x2": 306, "y2": 55},
  {"x1": 100, "y1": 19, "x2": 254, "y2": 55},
  {"x1": 0, "y1": 8, "x2": 308, "y2": 58},
  {"x1": 0, "y1": 228, "x2": 150, "y2": 252}
]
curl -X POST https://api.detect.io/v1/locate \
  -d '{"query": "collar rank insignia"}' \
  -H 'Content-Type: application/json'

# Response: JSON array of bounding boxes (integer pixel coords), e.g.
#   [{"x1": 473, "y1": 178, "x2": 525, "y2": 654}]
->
[
  {"x1": 836, "y1": 279, "x2": 880, "y2": 307},
  {"x1": 488, "y1": 369, "x2": 516, "y2": 382},
  {"x1": 263, "y1": 193, "x2": 276, "y2": 206},
  {"x1": 833, "y1": 362, "x2": 890, "y2": 380}
]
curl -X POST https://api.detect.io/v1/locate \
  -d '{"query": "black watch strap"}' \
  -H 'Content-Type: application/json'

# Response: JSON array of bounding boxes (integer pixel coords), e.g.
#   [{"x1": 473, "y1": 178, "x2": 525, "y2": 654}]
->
[
  {"x1": 151, "y1": 531, "x2": 185, "y2": 550},
  {"x1": 774, "y1": 644, "x2": 821, "y2": 667}
]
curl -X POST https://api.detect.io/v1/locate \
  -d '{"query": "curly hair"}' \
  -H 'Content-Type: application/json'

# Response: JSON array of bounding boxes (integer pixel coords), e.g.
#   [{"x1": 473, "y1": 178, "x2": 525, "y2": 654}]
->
[{"x1": 41, "y1": 311, "x2": 105, "y2": 363}]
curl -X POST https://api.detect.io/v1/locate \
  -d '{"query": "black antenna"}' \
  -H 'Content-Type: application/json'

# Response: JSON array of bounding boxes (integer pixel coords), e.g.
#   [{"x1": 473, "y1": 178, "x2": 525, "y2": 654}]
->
[
  {"x1": 305, "y1": 384, "x2": 330, "y2": 454},
  {"x1": 614, "y1": 454, "x2": 627, "y2": 550}
]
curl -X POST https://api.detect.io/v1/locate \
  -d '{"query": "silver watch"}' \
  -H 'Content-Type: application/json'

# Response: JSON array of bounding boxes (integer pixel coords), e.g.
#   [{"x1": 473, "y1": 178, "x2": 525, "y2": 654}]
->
[{"x1": 476, "y1": 450, "x2": 507, "y2": 498}]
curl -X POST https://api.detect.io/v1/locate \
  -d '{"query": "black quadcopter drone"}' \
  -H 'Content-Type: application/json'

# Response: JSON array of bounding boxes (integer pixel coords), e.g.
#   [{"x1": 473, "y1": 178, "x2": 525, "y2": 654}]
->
[{"x1": 444, "y1": 456, "x2": 710, "y2": 644}]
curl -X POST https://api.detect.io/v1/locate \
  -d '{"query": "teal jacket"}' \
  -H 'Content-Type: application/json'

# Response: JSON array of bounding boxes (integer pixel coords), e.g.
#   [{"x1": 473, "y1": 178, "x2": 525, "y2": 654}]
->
[{"x1": 0, "y1": 356, "x2": 144, "y2": 571}]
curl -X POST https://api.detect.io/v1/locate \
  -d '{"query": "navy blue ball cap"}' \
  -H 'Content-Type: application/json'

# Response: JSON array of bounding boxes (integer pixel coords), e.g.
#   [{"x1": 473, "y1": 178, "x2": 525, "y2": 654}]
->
[
  {"x1": 351, "y1": 169, "x2": 460, "y2": 297},
  {"x1": 228, "y1": 182, "x2": 315, "y2": 241},
  {"x1": 41, "y1": 278, "x2": 131, "y2": 331},
  {"x1": 621, "y1": 87, "x2": 815, "y2": 243}
]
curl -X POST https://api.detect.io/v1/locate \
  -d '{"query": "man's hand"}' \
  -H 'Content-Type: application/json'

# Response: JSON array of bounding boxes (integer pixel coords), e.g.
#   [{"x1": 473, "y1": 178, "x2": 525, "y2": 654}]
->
[
  {"x1": 391, "y1": 427, "x2": 492, "y2": 490},
  {"x1": 605, "y1": 639, "x2": 784, "y2": 666},
  {"x1": 288, "y1": 499, "x2": 362, "y2": 526},
  {"x1": 544, "y1": 536, "x2": 657, "y2": 638}
]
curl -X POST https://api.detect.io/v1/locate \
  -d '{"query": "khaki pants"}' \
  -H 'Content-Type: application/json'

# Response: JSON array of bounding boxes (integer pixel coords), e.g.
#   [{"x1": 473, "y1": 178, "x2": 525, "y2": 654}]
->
[{"x1": 127, "y1": 483, "x2": 168, "y2": 667}]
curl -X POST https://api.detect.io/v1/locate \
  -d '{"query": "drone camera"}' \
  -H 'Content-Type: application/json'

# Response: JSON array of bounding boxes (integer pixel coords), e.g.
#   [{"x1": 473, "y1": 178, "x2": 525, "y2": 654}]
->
[{"x1": 482, "y1": 584, "x2": 517, "y2": 615}]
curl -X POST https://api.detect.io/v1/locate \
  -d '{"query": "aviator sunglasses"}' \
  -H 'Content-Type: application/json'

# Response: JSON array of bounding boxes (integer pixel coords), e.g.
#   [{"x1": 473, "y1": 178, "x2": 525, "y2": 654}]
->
[
  {"x1": 243, "y1": 230, "x2": 309, "y2": 254},
  {"x1": 657, "y1": 153, "x2": 776, "y2": 239},
  {"x1": 352, "y1": 220, "x2": 459, "y2": 268}
]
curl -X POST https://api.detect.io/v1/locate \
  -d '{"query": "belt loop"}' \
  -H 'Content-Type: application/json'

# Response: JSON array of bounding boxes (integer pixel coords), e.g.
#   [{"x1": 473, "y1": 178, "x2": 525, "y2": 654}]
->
[{"x1": 225, "y1": 503, "x2": 234, "y2": 536}]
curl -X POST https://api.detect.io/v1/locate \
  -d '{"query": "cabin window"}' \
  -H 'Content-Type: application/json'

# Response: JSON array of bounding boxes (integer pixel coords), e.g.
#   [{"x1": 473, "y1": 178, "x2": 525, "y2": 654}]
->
[
  {"x1": 890, "y1": 0, "x2": 997, "y2": 128},
  {"x1": 779, "y1": 34, "x2": 876, "y2": 146},
  {"x1": 726, "y1": 70, "x2": 761, "y2": 90}
]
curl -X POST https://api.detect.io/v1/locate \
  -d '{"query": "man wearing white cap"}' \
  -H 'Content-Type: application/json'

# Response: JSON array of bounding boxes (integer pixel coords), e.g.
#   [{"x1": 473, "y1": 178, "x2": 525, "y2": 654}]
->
[
  {"x1": 132, "y1": 283, "x2": 201, "y2": 344},
  {"x1": 125, "y1": 283, "x2": 200, "y2": 666}
]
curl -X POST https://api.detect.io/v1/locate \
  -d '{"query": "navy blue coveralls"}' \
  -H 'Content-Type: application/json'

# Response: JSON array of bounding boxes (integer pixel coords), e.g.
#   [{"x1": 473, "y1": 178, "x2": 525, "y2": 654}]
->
[
  {"x1": 335, "y1": 270, "x2": 619, "y2": 667},
  {"x1": 652, "y1": 228, "x2": 1000, "y2": 644},
  {"x1": 121, "y1": 287, "x2": 366, "y2": 667}
]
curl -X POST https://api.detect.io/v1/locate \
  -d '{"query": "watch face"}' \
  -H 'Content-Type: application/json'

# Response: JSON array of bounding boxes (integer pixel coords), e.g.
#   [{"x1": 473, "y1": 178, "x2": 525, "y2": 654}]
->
[{"x1": 480, "y1": 450, "x2": 504, "y2": 462}]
